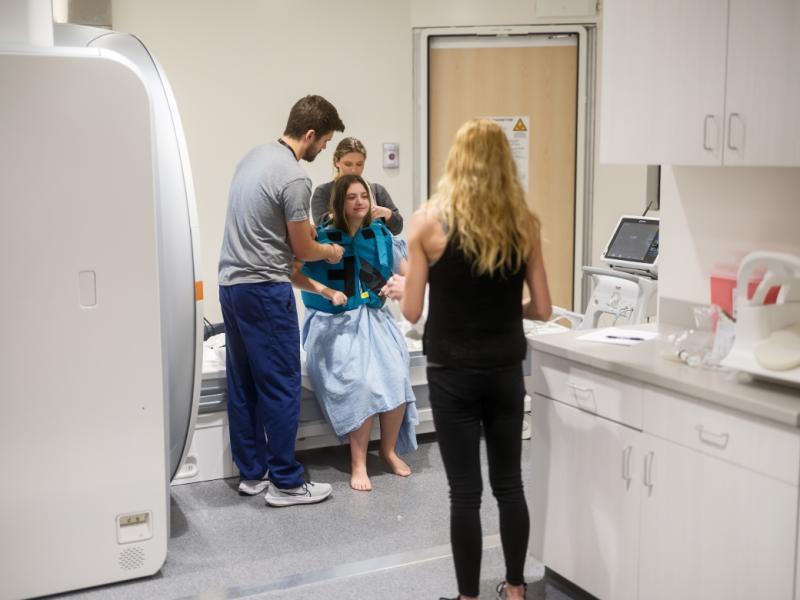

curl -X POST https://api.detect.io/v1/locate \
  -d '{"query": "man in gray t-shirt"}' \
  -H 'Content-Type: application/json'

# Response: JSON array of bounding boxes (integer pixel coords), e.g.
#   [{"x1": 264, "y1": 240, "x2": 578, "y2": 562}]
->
[
  {"x1": 217, "y1": 95, "x2": 344, "y2": 507},
  {"x1": 219, "y1": 144, "x2": 316, "y2": 285}
]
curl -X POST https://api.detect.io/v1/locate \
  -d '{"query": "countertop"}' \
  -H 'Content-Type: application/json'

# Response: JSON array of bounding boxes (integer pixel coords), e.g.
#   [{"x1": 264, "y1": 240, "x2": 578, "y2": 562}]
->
[{"x1": 527, "y1": 323, "x2": 800, "y2": 428}]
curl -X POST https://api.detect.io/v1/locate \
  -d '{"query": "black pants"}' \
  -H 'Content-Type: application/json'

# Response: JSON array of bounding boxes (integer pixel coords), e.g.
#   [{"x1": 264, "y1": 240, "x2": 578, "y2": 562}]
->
[{"x1": 428, "y1": 363, "x2": 529, "y2": 597}]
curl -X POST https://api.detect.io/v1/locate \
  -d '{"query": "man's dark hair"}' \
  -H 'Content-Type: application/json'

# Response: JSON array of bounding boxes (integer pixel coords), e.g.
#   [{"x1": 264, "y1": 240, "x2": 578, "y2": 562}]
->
[{"x1": 283, "y1": 95, "x2": 345, "y2": 139}]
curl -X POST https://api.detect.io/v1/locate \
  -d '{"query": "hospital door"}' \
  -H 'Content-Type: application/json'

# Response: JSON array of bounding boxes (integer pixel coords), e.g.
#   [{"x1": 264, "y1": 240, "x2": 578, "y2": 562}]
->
[{"x1": 429, "y1": 34, "x2": 578, "y2": 309}]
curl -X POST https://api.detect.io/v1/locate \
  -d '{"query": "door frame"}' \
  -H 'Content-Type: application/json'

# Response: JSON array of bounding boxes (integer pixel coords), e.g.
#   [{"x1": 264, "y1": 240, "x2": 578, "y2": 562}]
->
[{"x1": 413, "y1": 25, "x2": 596, "y2": 311}]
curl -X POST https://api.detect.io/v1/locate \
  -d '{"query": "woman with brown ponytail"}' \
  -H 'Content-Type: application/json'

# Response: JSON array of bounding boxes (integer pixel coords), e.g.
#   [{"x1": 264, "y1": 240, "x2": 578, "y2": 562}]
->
[{"x1": 310, "y1": 136, "x2": 403, "y2": 234}]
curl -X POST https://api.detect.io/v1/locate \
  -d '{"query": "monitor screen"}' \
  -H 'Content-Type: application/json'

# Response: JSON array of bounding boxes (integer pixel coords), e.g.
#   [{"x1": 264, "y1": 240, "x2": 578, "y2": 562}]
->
[{"x1": 605, "y1": 219, "x2": 659, "y2": 264}]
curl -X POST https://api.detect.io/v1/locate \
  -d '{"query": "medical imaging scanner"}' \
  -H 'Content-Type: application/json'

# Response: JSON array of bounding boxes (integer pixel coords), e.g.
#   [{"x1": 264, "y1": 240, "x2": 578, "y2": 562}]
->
[
  {"x1": 0, "y1": 6, "x2": 202, "y2": 598},
  {"x1": 554, "y1": 216, "x2": 660, "y2": 329}
]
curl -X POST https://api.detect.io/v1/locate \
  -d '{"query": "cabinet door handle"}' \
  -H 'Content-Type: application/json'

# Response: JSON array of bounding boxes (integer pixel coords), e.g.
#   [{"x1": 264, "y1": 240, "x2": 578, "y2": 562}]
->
[
  {"x1": 622, "y1": 445, "x2": 633, "y2": 483},
  {"x1": 727, "y1": 112, "x2": 742, "y2": 151},
  {"x1": 566, "y1": 382, "x2": 591, "y2": 394},
  {"x1": 643, "y1": 451, "x2": 655, "y2": 489},
  {"x1": 696, "y1": 424, "x2": 730, "y2": 449},
  {"x1": 703, "y1": 114, "x2": 716, "y2": 151},
  {"x1": 566, "y1": 382, "x2": 596, "y2": 412}
]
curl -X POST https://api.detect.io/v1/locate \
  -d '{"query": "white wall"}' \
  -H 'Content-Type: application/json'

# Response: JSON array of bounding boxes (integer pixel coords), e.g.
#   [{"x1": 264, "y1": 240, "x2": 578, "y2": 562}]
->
[
  {"x1": 112, "y1": 0, "x2": 612, "y2": 322},
  {"x1": 112, "y1": 0, "x2": 414, "y2": 322},
  {"x1": 590, "y1": 166, "x2": 651, "y2": 266},
  {"x1": 591, "y1": 9, "x2": 653, "y2": 272},
  {"x1": 658, "y1": 166, "x2": 800, "y2": 305}
]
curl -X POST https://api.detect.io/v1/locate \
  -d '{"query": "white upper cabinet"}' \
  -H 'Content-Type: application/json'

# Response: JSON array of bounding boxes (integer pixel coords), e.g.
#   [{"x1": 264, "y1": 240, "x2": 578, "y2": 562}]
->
[
  {"x1": 600, "y1": 0, "x2": 800, "y2": 166},
  {"x1": 724, "y1": 0, "x2": 800, "y2": 166},
  {"x1": 600, "y1": 0, "x2": 728, "y2": 165}
]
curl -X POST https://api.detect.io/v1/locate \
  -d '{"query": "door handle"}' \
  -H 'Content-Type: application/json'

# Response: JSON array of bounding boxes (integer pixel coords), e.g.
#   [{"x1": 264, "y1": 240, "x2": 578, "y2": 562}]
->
[
  {"x1": 696, "y1": 424, "x2": 730, "y2": 449},
  {"x1": 566, "y1": 382, "x2": 596, "y2": 412},
  {"x1": 703, "y1": 114, "x2": 716, "y2": 151},
  {"x1": 566, "y1": 382, "x2": 591, "y2": 393},
  {"x1": 622, "y1": 445, "x2": 633, "y2": 483},
  {"x1": 643, "y1": 451, "x2": 655, "y2": 489},
  {"x1": 727, "y1": 112, "x2": 742, "y2": 151}
]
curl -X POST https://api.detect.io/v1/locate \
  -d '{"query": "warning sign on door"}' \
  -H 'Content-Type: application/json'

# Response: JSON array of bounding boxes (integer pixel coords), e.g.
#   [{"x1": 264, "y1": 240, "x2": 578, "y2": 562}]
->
[{"x1": 485, "y1": 116, "x2": 530, "y2": 191}]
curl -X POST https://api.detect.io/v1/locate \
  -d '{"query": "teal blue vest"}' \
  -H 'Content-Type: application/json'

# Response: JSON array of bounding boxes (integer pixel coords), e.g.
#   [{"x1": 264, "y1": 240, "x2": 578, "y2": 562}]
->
[{"x1": 301, "y1": 221, "x2": 394, "y2": 314}]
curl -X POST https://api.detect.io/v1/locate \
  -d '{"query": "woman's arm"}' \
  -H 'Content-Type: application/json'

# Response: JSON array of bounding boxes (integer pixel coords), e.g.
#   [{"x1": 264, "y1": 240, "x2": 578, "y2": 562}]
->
[
  {"x1": 522, "y1": 223, "x2": 553, "y2": 321},
  {"x1": 372, "y1": 183, "x2": 404, "y2": 235},
  {"x1": 290, "y1": 261, "x2": 347, "y2": 306},
  {"x1": 401, "y1": 209, "x2": 431, "y2": 323},
  {"x1": 310, "y1": 182, "x2": 333, "y2": 227},
  {"x1": 397, "y1": 258, "x2": 409, "y2": 277}
]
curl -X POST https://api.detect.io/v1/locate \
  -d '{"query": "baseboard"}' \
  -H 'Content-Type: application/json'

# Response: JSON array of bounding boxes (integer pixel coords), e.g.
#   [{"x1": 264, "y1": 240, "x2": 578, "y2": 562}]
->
[{"x1": 544, "y1": 568, "x2": 601, "y2": 600}]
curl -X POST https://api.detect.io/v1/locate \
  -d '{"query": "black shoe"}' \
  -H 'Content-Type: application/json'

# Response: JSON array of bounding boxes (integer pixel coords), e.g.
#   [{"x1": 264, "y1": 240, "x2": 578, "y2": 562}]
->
[{"x1": 496, "y1": 580, "x2": 528, "y2": 599}]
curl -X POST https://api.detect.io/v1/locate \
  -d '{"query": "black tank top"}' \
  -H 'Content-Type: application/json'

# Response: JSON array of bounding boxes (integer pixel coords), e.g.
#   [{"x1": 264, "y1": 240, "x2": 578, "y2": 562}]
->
[{"x1": 424, "y1": 236, "x2": 527, "y2": 368}]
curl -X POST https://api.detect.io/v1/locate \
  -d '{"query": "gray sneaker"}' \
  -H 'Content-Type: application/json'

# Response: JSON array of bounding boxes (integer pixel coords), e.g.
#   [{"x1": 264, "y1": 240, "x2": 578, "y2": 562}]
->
[
  {"x1": 265, "y1": 481, "x2": 332, "y2": 507},
  {"x1": 238, "y1": 476, "x2": 269, "y2": 496}
]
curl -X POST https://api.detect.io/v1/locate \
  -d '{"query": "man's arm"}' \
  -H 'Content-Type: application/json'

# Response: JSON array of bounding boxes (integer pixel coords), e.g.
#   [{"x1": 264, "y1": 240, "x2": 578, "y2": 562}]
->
[
  {"x1": 283, "y1": 178, "x2": 342, "y2": 263},
  {"x1": 287, "y1": 220, "x2": 343, "y2": 263},
  {"x1": 290, "y1": 261, "x2": 347, "y2": 305}
]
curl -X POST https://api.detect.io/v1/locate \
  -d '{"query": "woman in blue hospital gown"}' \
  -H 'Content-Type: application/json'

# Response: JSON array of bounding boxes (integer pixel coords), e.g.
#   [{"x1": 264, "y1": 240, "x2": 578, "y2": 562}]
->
[{"x1": 291, "y1": 173, "x2": 417, "y2": 492}]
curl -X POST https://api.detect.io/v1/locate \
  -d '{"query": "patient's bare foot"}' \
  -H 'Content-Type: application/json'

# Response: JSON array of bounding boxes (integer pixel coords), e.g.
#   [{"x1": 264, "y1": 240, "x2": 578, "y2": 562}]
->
[
  {"x1": 350, "y1": 466, "x2": 372, "y2": 491},
  {"x1": 380, "y1": 450, "x2": 412, "y2": 477}
]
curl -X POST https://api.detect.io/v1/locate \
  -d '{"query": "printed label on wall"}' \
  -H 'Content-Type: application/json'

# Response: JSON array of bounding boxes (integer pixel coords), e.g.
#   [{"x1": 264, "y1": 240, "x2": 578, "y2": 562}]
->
[{"x1": 486, "y1": 116, "x2": 530, "y2": 192}]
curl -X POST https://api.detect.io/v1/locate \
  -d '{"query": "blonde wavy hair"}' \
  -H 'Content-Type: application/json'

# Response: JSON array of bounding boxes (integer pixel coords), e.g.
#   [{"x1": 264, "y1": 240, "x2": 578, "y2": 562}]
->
[{"x1": 431, "y1": 118, "x2": 540, "y2": 275}]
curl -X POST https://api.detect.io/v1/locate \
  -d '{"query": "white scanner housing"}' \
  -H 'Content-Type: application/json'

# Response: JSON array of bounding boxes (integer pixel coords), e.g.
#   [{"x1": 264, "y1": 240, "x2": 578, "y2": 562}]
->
[{"x1": 0, "y1": 15, "x2": 202, "y2": 599}]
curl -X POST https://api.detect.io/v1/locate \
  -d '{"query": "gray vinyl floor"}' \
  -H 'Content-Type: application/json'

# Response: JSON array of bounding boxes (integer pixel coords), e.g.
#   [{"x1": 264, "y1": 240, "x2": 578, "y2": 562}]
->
[{"x1": 53, "y1": 435, "x2": 583, "y2": 600}]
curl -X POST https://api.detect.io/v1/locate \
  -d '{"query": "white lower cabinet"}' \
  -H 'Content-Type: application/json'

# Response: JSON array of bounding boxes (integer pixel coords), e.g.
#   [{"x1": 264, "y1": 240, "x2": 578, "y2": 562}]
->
[
  {"x1": 638, "y1": 432, "x2": 797, "y2": 600},
  {"x1": 529, "y1": 350, "x2": 800, "y2": 600},
  {"x1": 531, "y1": 393, "x2": 641, "y2": 600}
]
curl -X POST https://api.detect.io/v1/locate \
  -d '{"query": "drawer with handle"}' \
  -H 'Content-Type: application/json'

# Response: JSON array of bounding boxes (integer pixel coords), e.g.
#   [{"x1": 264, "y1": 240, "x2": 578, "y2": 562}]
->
[
  {"x1": 643, "y1": 385, "x2": 800, "y2": 485},
  {"x1": 529, "y1": 350, "x2": 643, "y2": 429}
]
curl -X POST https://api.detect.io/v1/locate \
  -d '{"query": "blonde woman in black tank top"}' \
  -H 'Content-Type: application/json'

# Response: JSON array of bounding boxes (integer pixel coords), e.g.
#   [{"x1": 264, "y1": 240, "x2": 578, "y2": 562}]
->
[{"x1": 401, "y1": 119, "x2": 552, "y2": 600}]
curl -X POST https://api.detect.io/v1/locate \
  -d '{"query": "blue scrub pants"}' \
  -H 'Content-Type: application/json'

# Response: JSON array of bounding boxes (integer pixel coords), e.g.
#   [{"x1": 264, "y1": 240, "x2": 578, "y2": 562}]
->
[{"x1": 219, "y1": 282, "x2": 305, "y2": 489}]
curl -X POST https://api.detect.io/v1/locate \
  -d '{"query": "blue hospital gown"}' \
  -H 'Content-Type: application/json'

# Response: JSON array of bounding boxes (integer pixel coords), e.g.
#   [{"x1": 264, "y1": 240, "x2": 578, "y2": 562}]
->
[{"x1": 301, "y1": 239, "x2": 418, "y2": 455}]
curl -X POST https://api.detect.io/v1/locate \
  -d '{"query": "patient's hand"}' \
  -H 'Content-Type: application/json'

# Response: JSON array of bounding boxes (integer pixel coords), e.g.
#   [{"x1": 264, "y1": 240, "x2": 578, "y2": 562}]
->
[
  {"x1": 327, "y1": 290, "x2": 347, "y2": 306},
  {"x1": 381, "y1": 274, "x2": 405, "y2": 300}
]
